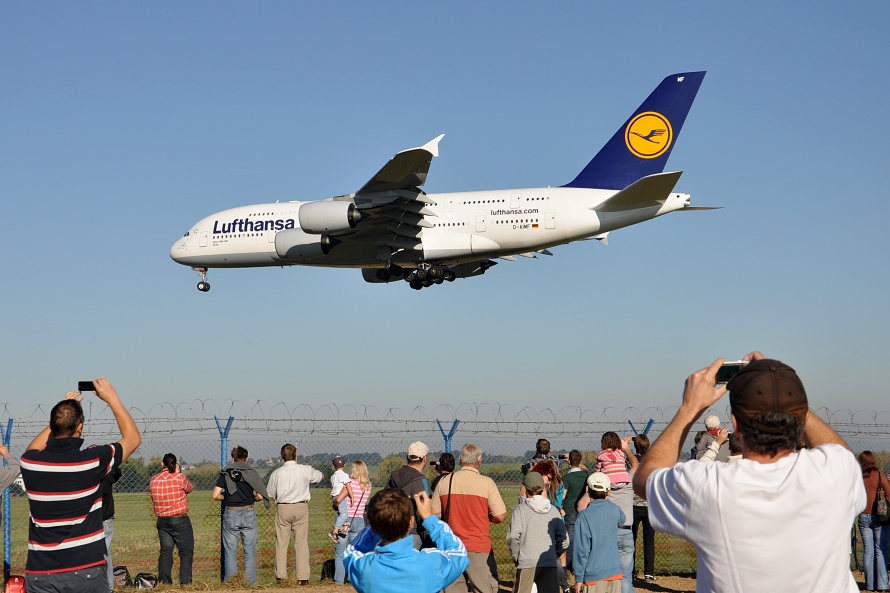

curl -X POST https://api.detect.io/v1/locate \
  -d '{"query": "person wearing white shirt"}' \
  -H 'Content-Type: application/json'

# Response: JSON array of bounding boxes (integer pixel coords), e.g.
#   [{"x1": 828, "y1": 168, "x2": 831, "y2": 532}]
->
[
  {"x1": 266, "y1": 443, "x2": 323, "y2": 585},
  {"x1": 634, "y1": 352, "x2": 865, "y2": 593}
]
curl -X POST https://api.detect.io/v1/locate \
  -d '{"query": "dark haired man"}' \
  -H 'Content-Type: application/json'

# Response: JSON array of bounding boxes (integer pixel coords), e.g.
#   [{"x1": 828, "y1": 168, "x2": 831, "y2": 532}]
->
[
  {"x1": 21, "y1": 379, "x2": 141, "y2": 593},
  {"x1": 212, "y1": 445, "x2": 270, "y2": 586},
  {"x1": 344, "y1": 489, "x2": 468, "y2": 593},
  {"x1": 386, "y1": 441, "x2": 432, "y2": 549},
  {"x1": 634, "y1": 351, "x2": 865, "y2": 592},
  {"x1": 562, "y1": 449, "x2": 588, "y2": 576}
]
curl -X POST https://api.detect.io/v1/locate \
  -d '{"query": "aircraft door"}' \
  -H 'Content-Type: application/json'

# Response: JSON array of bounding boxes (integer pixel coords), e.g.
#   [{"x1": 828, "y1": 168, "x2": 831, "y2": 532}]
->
[
  {"x1": 200, "y1": 231, "x2": 209, "y2": 247},
  {"x1": 475, "y1": 215, "x2": 486, "y2": 233},
  {"x1": 510, "y1": 193, "x2": 521, "y2": 208},
  {"x1": 545, "y1": 212, "x2": 556, "y2": 229},
  {"x1": 444, "y1": 196, "x2": 453, "y2": 212}
]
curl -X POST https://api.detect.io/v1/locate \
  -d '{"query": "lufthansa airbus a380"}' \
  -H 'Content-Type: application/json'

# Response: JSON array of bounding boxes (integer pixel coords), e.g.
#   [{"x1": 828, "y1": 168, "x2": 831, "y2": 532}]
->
[{"x1": 171, "y1": 72, "x2": 708, "y2": 292}]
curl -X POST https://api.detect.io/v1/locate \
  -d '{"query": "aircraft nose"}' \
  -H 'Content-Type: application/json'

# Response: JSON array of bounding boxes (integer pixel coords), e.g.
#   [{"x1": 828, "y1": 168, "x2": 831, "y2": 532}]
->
[{"x1": 170, "y1": 237, "x2": 187, "y2": 263}]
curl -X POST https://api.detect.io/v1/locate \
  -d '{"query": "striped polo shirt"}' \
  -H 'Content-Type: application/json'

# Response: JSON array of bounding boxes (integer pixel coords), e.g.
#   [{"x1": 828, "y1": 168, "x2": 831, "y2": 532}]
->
[{"x1": 20, "y1": 437, "x2": 122, "y2": 574}]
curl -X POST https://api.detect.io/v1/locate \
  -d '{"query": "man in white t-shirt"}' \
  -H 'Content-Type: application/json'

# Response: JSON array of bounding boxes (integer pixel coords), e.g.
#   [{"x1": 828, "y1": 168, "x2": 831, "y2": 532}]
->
[{"x1": 633, "y1": 351, "x2": 866, "y2": 593}]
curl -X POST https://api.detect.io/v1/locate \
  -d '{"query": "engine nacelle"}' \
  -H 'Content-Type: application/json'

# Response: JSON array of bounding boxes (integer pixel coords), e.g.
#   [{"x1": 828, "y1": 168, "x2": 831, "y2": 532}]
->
[
  {"x1": 275, "y1": 229, "x2": 339, "y2": 260},
  {"x1": 298, "y1": 201, "x2": 362, "y2": 234}
]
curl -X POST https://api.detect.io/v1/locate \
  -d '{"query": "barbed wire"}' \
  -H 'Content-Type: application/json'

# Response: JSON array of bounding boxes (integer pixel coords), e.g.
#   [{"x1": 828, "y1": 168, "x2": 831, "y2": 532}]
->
[{"x1": 2, "y1": 400, "x2": 890, "y2": 439}]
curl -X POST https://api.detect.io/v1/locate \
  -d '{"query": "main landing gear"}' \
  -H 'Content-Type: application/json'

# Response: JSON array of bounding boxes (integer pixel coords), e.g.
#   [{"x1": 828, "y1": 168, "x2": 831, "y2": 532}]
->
[
  {"x1": 375, "y1": 264, "x2": 404, "y2": 281},
  {"x1": 405, "y1": 264, "x2": 455, "y2": 290},
  {"x1": 194, "y1": 268, "x2": 210, "y2": 292}
]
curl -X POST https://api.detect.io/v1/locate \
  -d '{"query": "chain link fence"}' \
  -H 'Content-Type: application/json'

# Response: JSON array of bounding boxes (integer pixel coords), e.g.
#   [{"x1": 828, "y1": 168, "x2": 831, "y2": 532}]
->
[{"x1": 1, "y1": 401, "x2": 887, "y2": 584}]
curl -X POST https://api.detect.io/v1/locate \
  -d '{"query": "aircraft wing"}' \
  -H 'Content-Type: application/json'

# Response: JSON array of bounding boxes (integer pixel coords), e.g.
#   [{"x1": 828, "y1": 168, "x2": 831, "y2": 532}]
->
[
  {"x1": 355, "y1": 135, "x2": 444, "y2": 195},
  {"x1": 340, "y1": 135, "x2": 445, "y2": 253}
]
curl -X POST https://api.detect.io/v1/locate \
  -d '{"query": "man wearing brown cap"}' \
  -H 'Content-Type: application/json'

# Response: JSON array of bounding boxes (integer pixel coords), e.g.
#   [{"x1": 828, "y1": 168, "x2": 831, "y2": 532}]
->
[{"x1": 633, "y1": 351, "x2": 865, "y2": 593}]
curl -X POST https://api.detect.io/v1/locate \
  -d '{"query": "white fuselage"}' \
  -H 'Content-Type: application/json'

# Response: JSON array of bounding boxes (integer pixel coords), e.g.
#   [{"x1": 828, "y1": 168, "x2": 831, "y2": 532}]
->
[{"x1": 170, "y1": 187, "x2": 690, "y2": 269}]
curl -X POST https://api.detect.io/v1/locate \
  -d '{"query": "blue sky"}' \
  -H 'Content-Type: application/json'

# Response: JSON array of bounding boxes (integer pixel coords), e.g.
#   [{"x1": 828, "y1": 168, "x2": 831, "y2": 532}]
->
[{"x1": 2, "y1": 3, "x2": 888, "y2": 420}]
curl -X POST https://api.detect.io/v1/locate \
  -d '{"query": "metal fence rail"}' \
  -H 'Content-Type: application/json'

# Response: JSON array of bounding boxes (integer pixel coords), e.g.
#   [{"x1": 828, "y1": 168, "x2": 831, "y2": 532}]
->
[{"x1": 1, "y1": 402, "x2": 885, "y2": 584}]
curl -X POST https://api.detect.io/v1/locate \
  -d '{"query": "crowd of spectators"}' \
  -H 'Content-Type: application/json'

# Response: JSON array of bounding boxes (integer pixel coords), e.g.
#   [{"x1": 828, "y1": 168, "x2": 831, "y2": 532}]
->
[{"x1": 3, "y1": 354, "x2": 886, "y2": 593}]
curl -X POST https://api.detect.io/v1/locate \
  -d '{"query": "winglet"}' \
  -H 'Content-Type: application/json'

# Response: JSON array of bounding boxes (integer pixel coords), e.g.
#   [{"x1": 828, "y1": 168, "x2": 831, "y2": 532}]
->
[{"x1": 421, "y1": 134, "x2": 445, "y2": 158}]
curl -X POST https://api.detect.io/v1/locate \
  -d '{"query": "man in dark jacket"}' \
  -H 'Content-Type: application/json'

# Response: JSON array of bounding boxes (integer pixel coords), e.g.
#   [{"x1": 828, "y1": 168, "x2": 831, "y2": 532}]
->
[
  {"x1": 386, "y1": 441, "x2": 432, "y2": 549},
  {"x1": 211, "y1": 446, "x2": 270, "y2": 586}
]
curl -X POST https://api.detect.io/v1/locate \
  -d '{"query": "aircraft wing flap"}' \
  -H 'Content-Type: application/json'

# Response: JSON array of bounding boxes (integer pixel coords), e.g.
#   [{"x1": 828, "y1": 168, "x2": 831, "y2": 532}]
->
[{"x1": 594, "y1": 171, "x2": 683, "y2": 212}]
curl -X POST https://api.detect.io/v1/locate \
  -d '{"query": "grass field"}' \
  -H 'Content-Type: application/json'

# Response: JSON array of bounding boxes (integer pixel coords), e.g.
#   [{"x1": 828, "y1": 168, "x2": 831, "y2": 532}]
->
[{"x1": 1, "y1": 487, "x2": 698, "y2": 586}]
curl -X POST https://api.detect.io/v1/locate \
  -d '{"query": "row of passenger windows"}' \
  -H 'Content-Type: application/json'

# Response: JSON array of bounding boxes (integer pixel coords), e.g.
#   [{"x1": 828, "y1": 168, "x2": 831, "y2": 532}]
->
[
  {"x1": 216, "y1": 233, "x2": 264, "y2": 239},
  {"x1": 460, "y1": 197, "x2": 550, "y2": 205},
  {"x1": 496, "y1": 219, "x2": 538, "y2": 224},
  {"x1": 434, "y1": 222, "x2": 469, "y2": 227}
]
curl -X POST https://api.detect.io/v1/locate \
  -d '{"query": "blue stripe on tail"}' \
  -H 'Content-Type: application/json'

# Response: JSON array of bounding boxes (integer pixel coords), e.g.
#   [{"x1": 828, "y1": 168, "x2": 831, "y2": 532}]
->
[{"x1": 562, "y1": 71, "x2": 706, "y2": 190}]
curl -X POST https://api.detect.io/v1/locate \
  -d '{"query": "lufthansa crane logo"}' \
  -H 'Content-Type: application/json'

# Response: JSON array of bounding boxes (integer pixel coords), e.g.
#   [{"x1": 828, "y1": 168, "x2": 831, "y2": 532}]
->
[{"x1": 625, "y1": 111, "x2": 673, "y2": 159}]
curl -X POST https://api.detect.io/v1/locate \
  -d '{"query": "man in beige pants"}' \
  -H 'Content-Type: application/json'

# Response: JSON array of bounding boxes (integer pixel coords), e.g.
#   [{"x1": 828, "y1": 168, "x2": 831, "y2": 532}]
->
[{"x1": 266, "y1": 443, "x2": 323, "y2": 585}]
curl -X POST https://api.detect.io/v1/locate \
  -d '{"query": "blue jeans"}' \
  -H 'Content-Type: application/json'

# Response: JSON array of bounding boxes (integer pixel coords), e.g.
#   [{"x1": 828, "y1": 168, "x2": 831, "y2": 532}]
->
[
  {"x1": 103, "y1": 518, "x2": 114, "y2": 592},
  {"x1": 334, "y1": 516, "x2": 364, "y2": 584},
  {"x1": 333, "y1": 497, "x2": 349, "y2": 531},
  {"x1": 617, "y1": 528, "x2": 635, "y2": 593},
  {"x1": 157, "y1": 515, "x2": 194, "y2": 585},
  {"x1": 859, "y1": 513, "x2": 889, "y2": 591},
  {"x1": 564, "y1": 513, "x2": 577, "y2": 574},
  {"x1": 223, "y1": 508, "x2": 257, "y2": 585}
]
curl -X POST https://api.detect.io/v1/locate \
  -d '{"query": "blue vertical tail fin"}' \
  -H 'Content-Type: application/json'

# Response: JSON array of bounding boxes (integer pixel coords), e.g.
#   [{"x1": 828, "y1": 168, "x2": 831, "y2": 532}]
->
[{"x1": 563, "y1": 71, "x2": 706, "y2": 190}]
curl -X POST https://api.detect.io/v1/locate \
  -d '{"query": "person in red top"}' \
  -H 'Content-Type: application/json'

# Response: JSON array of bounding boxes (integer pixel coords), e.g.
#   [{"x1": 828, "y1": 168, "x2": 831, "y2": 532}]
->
[
  {"x1": 431, "y1": 443, "x2": 507, "y2": 593},
  {"x1": 149, "y1": 453, "x2": 195, "y2": 585}
]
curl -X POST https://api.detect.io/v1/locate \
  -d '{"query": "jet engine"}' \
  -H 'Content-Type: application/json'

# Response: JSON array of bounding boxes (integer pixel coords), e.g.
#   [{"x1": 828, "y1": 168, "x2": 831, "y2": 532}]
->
[
  {"x1": 298, "y1": 201, "x2": 362, "y2": 234},
  {"x1": 275, "y1": 229, "x2": 339, "y2": 260}
]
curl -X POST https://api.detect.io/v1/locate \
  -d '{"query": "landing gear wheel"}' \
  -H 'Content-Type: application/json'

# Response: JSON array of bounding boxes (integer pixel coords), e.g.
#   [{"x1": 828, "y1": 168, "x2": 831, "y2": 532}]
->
[
  {"x1": 388, "y1": 264, "x2": 403, "y2": 277},
  {"x1": 444, "y1": 270, "x2": 456, "y2": 282},
  {"x1": 433, "y1": 276, "x2": 444, "y2": 285},
  {"x1": 428, "y1": 266, "x2": 443, "y2": 279},
  {"x1": 197, "y1": 281, "x2": 210, "y2": 292},
  {"x1": 406, "y1": 271, "x2": 417, "y2": 283},
  {"x1": 376, "y1": 269, "x2": 391, "y2": 281},
  {"x1": 415, "y1": 268, "x2": 428, "y2": 280},
  {"x1": 410, "y1": 279, "x2": 423, "y2": 290},
  {"x1": 422, "y1": 278, "x2": 433, "y2": 288}
]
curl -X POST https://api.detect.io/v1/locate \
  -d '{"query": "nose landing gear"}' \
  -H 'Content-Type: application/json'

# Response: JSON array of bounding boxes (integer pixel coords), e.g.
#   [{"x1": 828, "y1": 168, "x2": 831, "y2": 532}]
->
[{"x1": 194, "y1": 268, "x2": 210, "y2": 292}]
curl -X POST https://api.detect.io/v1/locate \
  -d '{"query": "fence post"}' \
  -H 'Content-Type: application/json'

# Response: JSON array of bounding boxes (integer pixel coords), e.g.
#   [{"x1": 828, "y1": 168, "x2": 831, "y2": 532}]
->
[
  {"x1": 1, "y1": 418, "x2": 12, "y2": 583},
  {"x1": 628, "y1": 419, "x2": 654, "y2": 436},
  {"x1": 436, "y1": 419, "x2": 459, "y2": 453},
  {"x1": 215, "y1": 416, "x2": 234, "y2": 582}
]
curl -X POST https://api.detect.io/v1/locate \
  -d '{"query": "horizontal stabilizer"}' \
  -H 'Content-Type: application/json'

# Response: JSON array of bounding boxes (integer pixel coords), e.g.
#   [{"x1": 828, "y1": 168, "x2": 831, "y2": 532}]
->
[{"x1": 594, "y1": 171, "x2": 682, "y2": 213}]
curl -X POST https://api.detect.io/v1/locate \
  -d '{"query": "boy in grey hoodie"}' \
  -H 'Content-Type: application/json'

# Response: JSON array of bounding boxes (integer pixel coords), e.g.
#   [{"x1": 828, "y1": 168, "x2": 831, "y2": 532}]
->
[{"x1": 507, "y1": 472, "x2": 568, "y2": 593}]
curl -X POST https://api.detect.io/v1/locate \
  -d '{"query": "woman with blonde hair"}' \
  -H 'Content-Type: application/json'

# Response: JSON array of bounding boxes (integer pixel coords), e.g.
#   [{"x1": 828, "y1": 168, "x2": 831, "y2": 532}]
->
[{"x1": 333, "y1": 460, "x2": 373, "y2": 585}]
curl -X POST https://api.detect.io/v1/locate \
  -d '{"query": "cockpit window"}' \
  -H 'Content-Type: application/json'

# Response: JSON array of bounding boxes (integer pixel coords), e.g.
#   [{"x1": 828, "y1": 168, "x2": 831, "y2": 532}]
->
[{"x1": 183, "y1": 231, "x2": 190, "y2": 237}]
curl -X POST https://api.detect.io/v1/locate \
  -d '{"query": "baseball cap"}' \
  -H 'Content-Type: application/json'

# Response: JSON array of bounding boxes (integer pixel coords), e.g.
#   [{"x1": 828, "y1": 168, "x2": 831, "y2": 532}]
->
[
  {"x1": 332, "y1": 456, "x2": 345, "y2": 467},
  {"x1": 586, "y1": 472, "x2": 611, "y2": 492},
  {"x1": 407, "y1": 441, "x2": 429, "y2": 460},
  {"x1": 523, "y1": 471, "x2": 545, "y2": 491},
  {"x1": 704, "y1": 415, "x2": 721, "y2": 429},
  {"x1": 728, "y1": 359, "x2": 808, "y2": 434}
]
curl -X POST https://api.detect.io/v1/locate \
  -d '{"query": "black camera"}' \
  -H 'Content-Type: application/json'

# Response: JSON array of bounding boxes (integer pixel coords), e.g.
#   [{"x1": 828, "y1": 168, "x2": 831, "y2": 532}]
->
[
  {"x1": 558, "y1": 453, "x2": 569, "y2": 460},
  {"x1": 78, "y1": 381, "x2": 95, "y2": 392}
]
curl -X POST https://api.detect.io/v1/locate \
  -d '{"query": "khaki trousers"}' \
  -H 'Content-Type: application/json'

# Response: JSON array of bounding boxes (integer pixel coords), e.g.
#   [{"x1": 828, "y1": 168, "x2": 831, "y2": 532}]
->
[
  {"x1": 580, "y1": 580, "x2": 622, "y2": 593},
  {"x1": 274, "y1": 502, "x2": 309, "y2": 580},
  {"x1": 445, "y1": 551, "x2": 499, "y2": 593}
]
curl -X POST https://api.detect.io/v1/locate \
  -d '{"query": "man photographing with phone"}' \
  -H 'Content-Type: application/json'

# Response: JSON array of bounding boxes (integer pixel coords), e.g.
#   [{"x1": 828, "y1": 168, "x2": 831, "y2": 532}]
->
[
  {"x1": 633, "y1": 352, "x2": 864, "y2": 592},
  {"x1": 21, "y1": 378, "x2": 141, "y2": 593}
]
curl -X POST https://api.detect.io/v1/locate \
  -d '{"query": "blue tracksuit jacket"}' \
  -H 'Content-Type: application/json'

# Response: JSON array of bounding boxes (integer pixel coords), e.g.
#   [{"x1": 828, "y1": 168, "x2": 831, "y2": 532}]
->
[{"x1": 343, "y1": 515, "x2": 469, "y2": 593}]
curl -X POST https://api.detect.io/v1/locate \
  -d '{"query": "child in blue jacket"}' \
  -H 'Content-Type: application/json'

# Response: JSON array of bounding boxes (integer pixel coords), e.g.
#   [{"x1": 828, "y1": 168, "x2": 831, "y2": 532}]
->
[{"x1": 344, "y1": 488, "x2": 469, "y2": 593}]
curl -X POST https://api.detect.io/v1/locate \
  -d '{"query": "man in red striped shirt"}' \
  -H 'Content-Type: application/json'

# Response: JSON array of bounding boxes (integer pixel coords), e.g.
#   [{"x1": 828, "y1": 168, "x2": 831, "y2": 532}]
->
[{"x1": 21, "y1": 378, "x2": 141, "y2": 593}]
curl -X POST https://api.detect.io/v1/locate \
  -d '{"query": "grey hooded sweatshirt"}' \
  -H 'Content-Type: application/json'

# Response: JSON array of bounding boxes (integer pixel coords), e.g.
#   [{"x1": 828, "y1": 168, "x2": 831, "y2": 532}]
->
[{"x1": 507, "y1": 495, "x2": 568, "y2": 569}]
